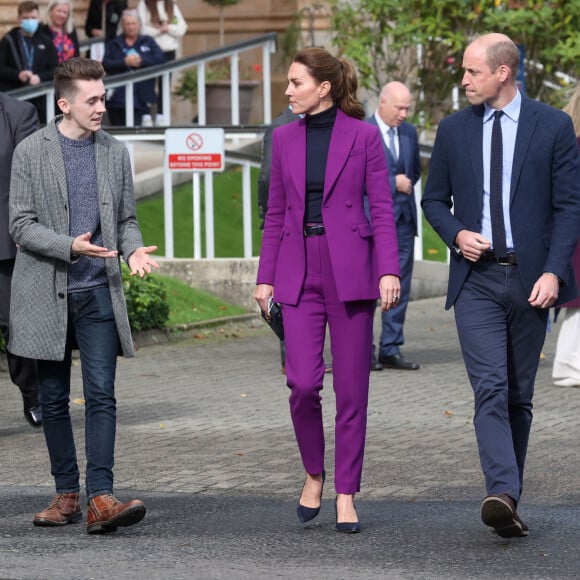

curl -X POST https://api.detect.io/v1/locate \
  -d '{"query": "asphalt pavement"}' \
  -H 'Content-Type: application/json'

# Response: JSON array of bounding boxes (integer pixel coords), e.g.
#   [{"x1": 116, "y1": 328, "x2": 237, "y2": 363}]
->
[{"x1": 1, "y1": 296, "x2": 579, "y2": 579}]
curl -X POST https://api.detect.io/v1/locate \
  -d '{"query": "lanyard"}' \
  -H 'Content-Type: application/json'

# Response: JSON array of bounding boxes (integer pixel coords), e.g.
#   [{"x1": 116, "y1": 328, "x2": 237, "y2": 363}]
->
[{"x1": 20, "y1": 36, "x2": 35, "y2": 69}]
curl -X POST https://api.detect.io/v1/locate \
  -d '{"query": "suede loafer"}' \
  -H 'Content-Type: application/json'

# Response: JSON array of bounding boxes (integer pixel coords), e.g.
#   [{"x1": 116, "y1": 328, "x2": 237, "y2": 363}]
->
[{"x1": 481, "y1": 494, "x2": 529, "y2": 538}]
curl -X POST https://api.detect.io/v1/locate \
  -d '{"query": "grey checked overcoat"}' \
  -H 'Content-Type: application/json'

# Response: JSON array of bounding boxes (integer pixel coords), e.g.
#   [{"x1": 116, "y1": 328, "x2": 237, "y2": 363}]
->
[{"x1": 8, "y1": 116, "x2": 144, "y2": 361}]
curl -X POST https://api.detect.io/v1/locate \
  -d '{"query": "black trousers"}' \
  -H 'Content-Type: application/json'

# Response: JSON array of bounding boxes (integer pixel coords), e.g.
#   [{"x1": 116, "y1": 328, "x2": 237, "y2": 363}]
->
[
  {"x1": 0, "y1": 259, "x2": 39, "y2": 405},
  {"x1": 106, "y1": 107, "x2": 148, "y2": 128}
]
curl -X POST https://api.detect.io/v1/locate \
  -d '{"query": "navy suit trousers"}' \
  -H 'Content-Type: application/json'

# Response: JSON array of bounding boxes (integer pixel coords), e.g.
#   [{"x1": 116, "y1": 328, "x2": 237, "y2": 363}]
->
[
  {"x1": 378, "y1": 219, "x2": 415, "y2": 357},
  {"x1": 454, "y1": 259, "x2": 548, "y2": 501}
]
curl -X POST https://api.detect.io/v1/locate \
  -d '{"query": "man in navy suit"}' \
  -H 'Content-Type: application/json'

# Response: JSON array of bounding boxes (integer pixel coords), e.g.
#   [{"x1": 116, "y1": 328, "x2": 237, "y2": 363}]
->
[
  {"x1": 369, "y1": 82, "x2": 421, "y2": 370},
  {"x1": 423, "y1": 33, "x2": 580, "y2": 537}
]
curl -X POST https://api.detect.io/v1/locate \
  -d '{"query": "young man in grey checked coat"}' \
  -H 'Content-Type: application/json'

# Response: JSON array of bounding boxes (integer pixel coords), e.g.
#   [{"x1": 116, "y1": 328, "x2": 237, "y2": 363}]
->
[{"x1": 9, "y1": 57, "x2": 158, "y2": 534}]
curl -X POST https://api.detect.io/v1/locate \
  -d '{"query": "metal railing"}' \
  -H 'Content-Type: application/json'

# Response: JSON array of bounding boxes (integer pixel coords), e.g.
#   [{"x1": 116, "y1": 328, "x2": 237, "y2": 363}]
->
[
  {"x1": 111, "y1": 127, "x2": 265, "y2": 259},
  {"x1": 110, "y1": 128, "x2": 435, "y2": 263},
  {"x1": 7, "y1": 32, "x2": 278, "y2": 127},
  {"x1": 7, "y1": 32, "x2": 446, "y2": 265},
  {"x1": 6, "y1": 34, "x2": 277, "y2": 260}
]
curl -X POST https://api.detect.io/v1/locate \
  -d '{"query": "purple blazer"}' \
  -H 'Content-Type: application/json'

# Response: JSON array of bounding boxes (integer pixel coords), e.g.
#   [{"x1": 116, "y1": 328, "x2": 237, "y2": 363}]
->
[{"x1": 256, "y1": 108, "x2": 400, "y2": 305}]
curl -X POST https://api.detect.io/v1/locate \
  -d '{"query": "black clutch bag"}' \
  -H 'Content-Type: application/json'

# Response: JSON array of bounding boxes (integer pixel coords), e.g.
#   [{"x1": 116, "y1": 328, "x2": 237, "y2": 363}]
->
[{"x1": 261, "y1": 298, "x2": 284, "y2": 341}]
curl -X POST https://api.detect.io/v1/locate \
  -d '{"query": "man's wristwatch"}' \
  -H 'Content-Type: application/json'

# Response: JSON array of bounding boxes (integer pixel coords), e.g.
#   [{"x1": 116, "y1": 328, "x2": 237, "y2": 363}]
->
[{"x1": 543, "y1": 271, "x2": 562, "y2": 284}]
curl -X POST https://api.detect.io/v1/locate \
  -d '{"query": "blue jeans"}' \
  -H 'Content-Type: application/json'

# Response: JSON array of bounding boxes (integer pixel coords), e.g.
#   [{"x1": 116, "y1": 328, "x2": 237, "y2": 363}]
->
[{"x1": 38, "y1": 286, "x2": 120, "y2": 500}]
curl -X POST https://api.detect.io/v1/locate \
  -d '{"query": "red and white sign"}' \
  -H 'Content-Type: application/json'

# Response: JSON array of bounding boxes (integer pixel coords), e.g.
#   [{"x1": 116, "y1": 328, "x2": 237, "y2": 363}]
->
[{"x1": 165, "y1": 128, "x2": 225, "y2": 172}]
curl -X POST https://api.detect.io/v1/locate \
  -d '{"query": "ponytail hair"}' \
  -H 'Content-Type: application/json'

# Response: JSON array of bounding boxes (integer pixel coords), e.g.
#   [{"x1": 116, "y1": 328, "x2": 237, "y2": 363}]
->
[{"x1": 293, "y1": 47, "x2": 365, "y2": 120}]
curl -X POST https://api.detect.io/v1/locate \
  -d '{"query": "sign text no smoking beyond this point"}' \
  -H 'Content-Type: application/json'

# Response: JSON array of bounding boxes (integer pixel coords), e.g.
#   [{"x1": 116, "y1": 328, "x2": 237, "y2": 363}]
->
[{"x1": 166, "y1": 128, "x2": 225, "y2": 172}]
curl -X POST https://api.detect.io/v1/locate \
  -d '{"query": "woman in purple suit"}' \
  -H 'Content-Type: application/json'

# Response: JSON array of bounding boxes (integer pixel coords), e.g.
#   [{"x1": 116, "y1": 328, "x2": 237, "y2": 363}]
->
[{"x1": 255, "y1": 47, "x2": 400, "y2": 533}]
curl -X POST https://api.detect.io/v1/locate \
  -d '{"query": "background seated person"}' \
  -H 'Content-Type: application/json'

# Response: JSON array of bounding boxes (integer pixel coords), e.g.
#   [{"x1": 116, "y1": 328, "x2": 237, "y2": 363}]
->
[{"x1": 102, "y1": 9, "x2": 164, "y2": 127}]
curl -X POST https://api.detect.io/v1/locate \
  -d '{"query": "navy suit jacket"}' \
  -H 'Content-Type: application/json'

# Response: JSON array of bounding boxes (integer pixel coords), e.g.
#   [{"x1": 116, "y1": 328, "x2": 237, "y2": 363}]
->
[
  {"x1": 368, "y1": 117, "x2": 421, "y2": 235},
  {"x1": 422, "y1": 95, "x2": 580, "y2": 310}
]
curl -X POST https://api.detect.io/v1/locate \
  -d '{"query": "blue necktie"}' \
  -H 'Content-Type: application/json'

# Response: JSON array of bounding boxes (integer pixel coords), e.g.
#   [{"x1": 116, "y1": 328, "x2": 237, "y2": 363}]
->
[
  {"x1": 490, "y1": 110, "x2": 506, "y2": 257},
  {"x1": 388, "y1": 127, "x2": 398, "y2": 162}
]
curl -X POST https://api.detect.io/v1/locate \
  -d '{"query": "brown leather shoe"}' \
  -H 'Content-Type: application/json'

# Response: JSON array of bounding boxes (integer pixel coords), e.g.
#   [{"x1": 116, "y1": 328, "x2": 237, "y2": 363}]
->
[
  {"x1": 480, "y1": 493, "x2": 529, "y2": 538},
  {"x1": 33, "y1": 493, "x2": 81, "y2": 526},
  {"x1": 87, "y1": 494, "x2": 146, "y2": 534}
]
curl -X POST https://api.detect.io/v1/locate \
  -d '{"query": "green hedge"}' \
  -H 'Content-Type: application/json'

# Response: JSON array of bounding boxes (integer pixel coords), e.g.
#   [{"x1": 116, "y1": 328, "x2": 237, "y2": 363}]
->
[
  {"x1": 0, "y1": 265, "x2": 170, "y2": 355},
  {"x1": 122, "y1": 262, "x2": 170, "y2": 332}
]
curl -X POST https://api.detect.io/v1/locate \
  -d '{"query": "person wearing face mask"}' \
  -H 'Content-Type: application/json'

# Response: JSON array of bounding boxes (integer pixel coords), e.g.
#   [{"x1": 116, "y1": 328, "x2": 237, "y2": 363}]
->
[{"x1": 0, "y1": 1, "x2": 59, "y2": 124}]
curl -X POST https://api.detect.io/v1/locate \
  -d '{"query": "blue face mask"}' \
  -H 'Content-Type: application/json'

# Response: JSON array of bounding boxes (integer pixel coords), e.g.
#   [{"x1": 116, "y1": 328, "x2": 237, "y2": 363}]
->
[{"x1": 20, "y1": 18, "x2": 39, "y2": 36}]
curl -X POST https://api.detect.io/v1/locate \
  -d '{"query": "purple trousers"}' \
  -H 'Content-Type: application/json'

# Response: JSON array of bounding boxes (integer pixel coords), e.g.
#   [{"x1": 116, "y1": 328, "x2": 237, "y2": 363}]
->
[{"x1": 281, "y1": 234, "x2": 374, "y2": 494}]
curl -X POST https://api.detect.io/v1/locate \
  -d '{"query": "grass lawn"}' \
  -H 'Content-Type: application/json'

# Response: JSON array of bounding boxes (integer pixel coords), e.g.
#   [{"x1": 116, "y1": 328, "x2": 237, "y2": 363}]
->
[
  {"x1": 135, "y1": 167, "x2": 262, "y2": 327},
  {"x1": 422, "y1": 214, "x2": 448, "y2": 262},
  {"x1": 134, "y1": 167, "x2": 448, "y2": 328},
  {"x1": 160, "y1": 273, "x2": 247, "y2": 326},
  {"x1": 137, "y1": 166, "x2": 263, "y2": 258},
  {"x1": 137, "y1": 167, "x2": 448, "y2": 261}
]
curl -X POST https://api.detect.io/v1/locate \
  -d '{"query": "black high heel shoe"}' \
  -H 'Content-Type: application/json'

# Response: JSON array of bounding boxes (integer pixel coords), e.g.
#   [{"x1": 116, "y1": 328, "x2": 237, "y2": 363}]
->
[
  {"x1": 334, "y1": 496, "x2": 361, "y2": 533},
  {"x1": 296, "y1": 470, "x2": 326, "y2": 523}
]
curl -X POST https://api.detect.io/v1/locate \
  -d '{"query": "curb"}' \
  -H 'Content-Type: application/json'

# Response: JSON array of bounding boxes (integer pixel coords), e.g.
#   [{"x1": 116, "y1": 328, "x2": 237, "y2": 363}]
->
[
  {"x1": 0, "y1": 314, "x2": 262, "y2": 368},
  {"x1": 133, "y1": 312, "x2": 262, "y2": 348}
]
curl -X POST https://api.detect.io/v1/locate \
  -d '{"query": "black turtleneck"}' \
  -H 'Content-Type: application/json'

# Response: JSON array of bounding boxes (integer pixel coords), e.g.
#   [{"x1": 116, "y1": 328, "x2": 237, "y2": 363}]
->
[{"x1": 304, "y1": 104, "x2": 337, "y2": 224}]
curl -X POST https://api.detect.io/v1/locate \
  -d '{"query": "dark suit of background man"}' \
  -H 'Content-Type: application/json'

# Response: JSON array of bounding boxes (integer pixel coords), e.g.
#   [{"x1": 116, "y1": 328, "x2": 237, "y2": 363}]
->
[
  {"x1": 257, "y1": 105, "x2": 299, "y2": 373},
  {"x1": 369, "y1": 81, "x2": 421, "y2": 371},
  {"x1": 0, "y1": 91, "x2": 41, "y2": 427},
  {"x1": 258, "y1": 105, "x2": 300, "y2": 229},
  {"x1": 422, "y1": 33, "x2": 580, "y2": 538}
]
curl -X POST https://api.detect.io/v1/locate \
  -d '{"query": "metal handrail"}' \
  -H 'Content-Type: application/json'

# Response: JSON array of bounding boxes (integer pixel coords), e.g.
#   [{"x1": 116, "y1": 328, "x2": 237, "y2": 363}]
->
[
  {"x1": 6, "y1": 31, "x2": 445, "y2": 263},
  {"x1": 7, "y1": 32, "x2": 278, "y2": 127},
  {"x1": 109, "y1": 126, "x2": 437, "y2": 262}
]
